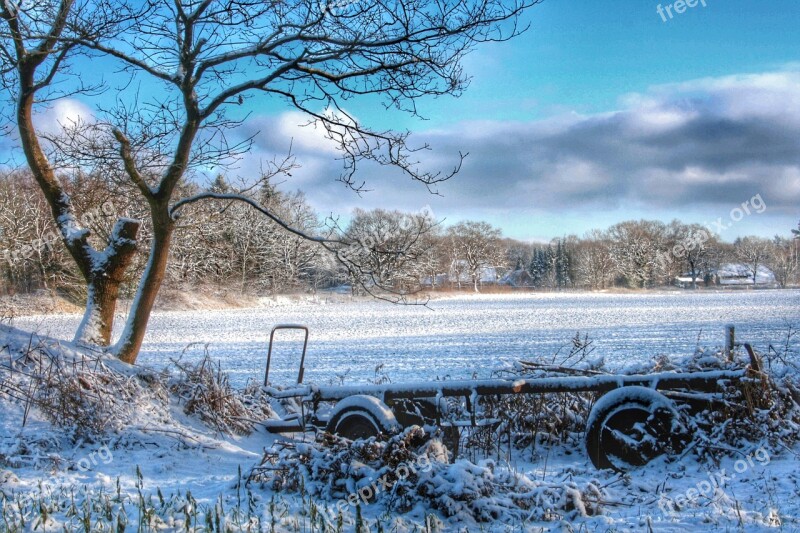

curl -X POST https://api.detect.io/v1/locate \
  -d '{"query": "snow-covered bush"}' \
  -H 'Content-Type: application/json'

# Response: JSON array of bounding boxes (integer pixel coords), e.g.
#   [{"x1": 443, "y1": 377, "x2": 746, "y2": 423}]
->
[
  {"x1": 168, "y1": 353, "x2": 275, "y2": 435},
  {"x1": 690, "y1": 364, "x2": 800, "y2": 460},
  {"x1": 251, "y1": 426, "x2": 607, "y2": 523},
  {"x1": 0, "y1": 326, "x2": 168, "y2": 439},
  {"x1": 488, "y1": 344, "x2": 800, "y2": 463},
  {"x1": 428, "y1": 334, "x2": 799, "y2": 482}
]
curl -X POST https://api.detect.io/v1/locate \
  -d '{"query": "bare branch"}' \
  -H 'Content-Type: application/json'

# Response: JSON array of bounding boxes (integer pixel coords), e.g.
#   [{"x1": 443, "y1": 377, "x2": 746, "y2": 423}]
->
[
  {"x1": 169, "y1": 191, "x2": 342, "y2": 246},
  {"x1": 111, "y1": 128, "x2": 156, "y2": 200}
]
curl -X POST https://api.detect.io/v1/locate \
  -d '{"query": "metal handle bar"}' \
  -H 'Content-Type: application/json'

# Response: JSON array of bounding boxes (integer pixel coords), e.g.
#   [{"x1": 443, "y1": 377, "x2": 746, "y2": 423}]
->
[{"x1": 264, "y1": 324, "x2": 309, "y2": 387}]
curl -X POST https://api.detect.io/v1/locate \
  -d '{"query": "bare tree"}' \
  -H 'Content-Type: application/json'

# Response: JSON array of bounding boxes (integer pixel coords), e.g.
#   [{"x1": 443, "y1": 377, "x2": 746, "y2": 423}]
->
[
  {"x1": 341, "y1": 208, "x2": 435, "y2": 293},
  {"x1": 416, "y1": 228, "x2": 446, "y2": 290},
  {"x1": 166, "y1": 181, "x2": 233, "y2": 287},
  {"x1": 674, "y1": 223, "x2": 721, "y2": 289},
  {"x1": 734, "y1": 236, "x2": 773, "y2": 284},
  {"x1": 3, "y1": 0, "x2": 538, "y2": 363},
  {"x1": 253, "y1": 186, "x2": 326, "y2": 293},
  {"x1": 608, "y1": 220, "x2": 667, "y2": 289},
  {"x1": 0, "y1": 0, "x2": 143, "y2": 345},
  {"x1": 576, "y1": 230, "x2": 615, "y2": 290},
  {"x1": 165, "y1": 176, "x2": 326, "y2": 293},
  {"x1": 447, "y1": 220, "x2": 503, "y2": 292},
  {"x1": 769, "y1": 236, "x2": 798, "y2": 288},
  {"x1": 0, "y1": 170, "x2": 57, "y2": 293}
]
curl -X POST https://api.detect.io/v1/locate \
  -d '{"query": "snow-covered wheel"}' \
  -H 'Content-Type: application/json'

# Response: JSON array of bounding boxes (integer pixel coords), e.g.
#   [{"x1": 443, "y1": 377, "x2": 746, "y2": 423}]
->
[
  {"x1": 388, "y1": 398, "x2": 460, "y2": 459},
  {"x1": 585, "y1": 386, "x2": 688, "y2": 471},
  {"x1": 440, "y1": 426, "x2": 460, "y2": 459},
  {"x1": 327, "y1": 395, "x2": 400, "y2": 441}
]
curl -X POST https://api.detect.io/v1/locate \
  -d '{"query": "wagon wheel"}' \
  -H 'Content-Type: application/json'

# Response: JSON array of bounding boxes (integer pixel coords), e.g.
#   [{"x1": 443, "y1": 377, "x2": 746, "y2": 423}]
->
[
  {"x1": 389, "y1": 398, "x2": 460, "y2": 460},
  {"x1": 329, "y1": 408, "x2": 384, "y2": 440},
  {"x1": 585, "y1": 386, "x2": 688, "y2": 471},
  {"x1": 326, "y1": 395, "x2": 400, "y2": 441}
]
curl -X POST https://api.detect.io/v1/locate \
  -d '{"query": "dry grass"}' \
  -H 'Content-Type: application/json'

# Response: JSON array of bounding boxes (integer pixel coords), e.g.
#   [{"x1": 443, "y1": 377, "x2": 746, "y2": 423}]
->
[
  {"x1": 0, "y1": 292, "x2": 82, "y2": 318},
  {"x1": 168, "y1": 351, "x2": 275, "y2": 436},
  {"x1": 0, "y1": 327, "x2": 275, "y2": 441},
  {"x1": 0, "y1": 330, "x2": 168, "y2": 439}
]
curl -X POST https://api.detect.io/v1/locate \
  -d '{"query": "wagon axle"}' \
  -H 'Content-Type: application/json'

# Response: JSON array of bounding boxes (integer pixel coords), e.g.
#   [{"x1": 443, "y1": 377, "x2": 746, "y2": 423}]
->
[{"x1": 260, "y1": 324, "x2": 761, "y2": 471}]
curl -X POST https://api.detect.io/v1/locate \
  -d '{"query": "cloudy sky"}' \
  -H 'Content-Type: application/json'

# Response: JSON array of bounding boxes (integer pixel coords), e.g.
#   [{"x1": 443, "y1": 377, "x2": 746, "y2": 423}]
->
[
  {"x1": 230, "y1": 0, "x2": 800, "y2": 242},
  {"x1": 7, "y1": 0, "x2": 800, "y2": 242}
]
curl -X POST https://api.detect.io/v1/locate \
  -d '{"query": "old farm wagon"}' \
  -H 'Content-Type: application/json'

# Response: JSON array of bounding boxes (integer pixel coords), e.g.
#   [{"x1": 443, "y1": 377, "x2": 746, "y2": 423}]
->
[{"x1": 259, "y1": 325, "x2": 764, "y2": 471}]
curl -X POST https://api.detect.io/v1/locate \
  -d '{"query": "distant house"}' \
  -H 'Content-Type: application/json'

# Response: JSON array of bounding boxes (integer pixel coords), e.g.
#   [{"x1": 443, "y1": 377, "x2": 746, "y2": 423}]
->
[
  {"x1": 421, "y1": 273, "x2": 449, "y2": 288},
  {"x1": 712, "y1": 263, "x2": 776, "y2": 286},
  {"x1": 499, "y1": 269, "x2": 535, "y2": 288},
  {"x1": 674, "y1": 273, "x2": 707, "y2": 288},
  {"x1": 422, "y1": 261, "x2": 504, "y2": 288}
]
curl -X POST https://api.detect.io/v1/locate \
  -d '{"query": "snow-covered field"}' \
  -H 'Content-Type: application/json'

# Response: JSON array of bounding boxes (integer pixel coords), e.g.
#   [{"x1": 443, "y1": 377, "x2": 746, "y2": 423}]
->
[
  {"x1": 4, "y1": 290, "x2": 800, "y2": 531},
  {"x1": 15, "y1": 290, "x2": 800, "y2": 386}
]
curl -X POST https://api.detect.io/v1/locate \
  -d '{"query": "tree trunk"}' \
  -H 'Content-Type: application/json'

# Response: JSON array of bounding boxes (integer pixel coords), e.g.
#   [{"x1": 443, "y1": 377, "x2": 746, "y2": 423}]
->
[
  {"x1": 16, "y1": 77, "x2": 139, "y2": 346},
  {"x1": 113, "y1": 208, "x2": 174, "y2": 364},
  {"x1": 75, "y1": 219, "x2": 139, "y2": 345},
  {"x1": 77, "y1": 277, "x2": 122, "y2": 344}
]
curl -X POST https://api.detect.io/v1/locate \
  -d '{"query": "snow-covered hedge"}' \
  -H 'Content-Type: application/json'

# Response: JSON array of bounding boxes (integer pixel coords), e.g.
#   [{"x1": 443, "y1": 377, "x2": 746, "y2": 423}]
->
[
  {"x1": 0, "y1": 325, "x2": 169, "y2": 439},
  {"x1": 250, "y1": 426, "x2": 607, "y2": 524},
  {"x1": 481, "y1": 345, "x2": 800, "y2": 461}
]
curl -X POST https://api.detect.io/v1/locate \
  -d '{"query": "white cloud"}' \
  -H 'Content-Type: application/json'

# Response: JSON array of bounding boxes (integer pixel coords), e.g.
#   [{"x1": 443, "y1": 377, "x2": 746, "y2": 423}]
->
[
  {"x1": 228, "y1": 68, "x2": 800, "y2": 234},
  {"x1": 275, "y1": 111, "x2": 341, "y2": 156},
  {"x1": 416, "y1": 68, "x2": 800, "y2": 213},
  {"x1": 32, "y1": 98, "x2": 95, "y2": 135}
]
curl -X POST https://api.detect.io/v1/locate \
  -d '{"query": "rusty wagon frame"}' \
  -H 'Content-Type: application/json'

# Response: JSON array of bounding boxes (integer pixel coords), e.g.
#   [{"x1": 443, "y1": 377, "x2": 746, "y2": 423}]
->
[{"x1": 259, "y1": 324, "x2": 764, "y2": 471}]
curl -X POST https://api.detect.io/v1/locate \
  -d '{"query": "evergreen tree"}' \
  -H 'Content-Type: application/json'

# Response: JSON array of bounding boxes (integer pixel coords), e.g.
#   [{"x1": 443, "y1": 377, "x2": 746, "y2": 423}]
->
[
  {"x1": 528, "y1": 247, "x2": 553, "y2": 288},
  {"x1": 209, "y1": 174, "x2": 231, "y2": 194},
  {"x1": 555, "y1": 238, "x2": 571, "y2": 289}
]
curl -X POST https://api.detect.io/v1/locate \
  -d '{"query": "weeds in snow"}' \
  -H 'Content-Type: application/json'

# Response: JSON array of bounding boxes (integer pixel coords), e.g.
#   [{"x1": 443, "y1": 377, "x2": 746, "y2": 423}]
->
[
  {"x1": 0, "y1": 468, "x2": 274, "y2": 532},
  {"x1": 251, "y1": 426, "x2": 607, "y2": 524},
  {"x1": 168, "y1": 349, "x2": 275, "y2": 436},
  {"x1": 0, "y1": 328, "x2": 168, "y2": 439}
]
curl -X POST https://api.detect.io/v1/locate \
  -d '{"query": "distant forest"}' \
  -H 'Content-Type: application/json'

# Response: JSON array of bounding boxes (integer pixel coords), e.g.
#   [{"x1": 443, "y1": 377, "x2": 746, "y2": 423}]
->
[{"x1": 1, "y1": 170, "x2": 797, "y2": 301}]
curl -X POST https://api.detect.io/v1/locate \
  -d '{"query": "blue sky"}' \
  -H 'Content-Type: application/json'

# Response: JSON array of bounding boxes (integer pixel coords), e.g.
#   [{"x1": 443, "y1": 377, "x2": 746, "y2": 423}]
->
[
  {"x1": 236, "y1": 0, "x2": 800, "y2": 242},
  {"x1": 7, "y1": 0, "x2": 800, "y2": 242},
  {"x1": 448, "y1": 1, "x2": 799, "y2": 123}
]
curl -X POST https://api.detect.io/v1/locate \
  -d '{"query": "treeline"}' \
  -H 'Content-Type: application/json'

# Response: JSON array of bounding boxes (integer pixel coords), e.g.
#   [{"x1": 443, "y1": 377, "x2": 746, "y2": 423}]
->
[
  {"x1": 0, "y1": 171, "x2": 334, "y2": 299},
  {"x1": 1, "y1": 170, "x2": 797, "y2": 300}
]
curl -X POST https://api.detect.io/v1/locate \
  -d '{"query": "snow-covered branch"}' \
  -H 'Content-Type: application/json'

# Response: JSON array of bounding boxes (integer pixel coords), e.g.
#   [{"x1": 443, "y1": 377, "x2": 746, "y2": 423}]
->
[{"x1": 169, "y1": 192, "x2": 341, "y2": 246}]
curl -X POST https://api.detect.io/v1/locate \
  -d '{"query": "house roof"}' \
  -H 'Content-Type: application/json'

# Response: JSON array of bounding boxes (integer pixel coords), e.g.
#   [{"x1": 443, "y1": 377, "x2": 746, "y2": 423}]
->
[{"x1": 713, "y1": 263, "x2": 776, "y2": 285}]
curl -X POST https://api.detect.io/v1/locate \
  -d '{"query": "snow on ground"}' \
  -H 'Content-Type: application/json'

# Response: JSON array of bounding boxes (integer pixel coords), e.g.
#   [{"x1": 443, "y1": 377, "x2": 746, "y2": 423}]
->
[
  {"x1": 13, "y1": 290, "x2": 800, "y2": 387},
  {"x1": 2, "y1": 290, "x2": 800, "y2": 531}
]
